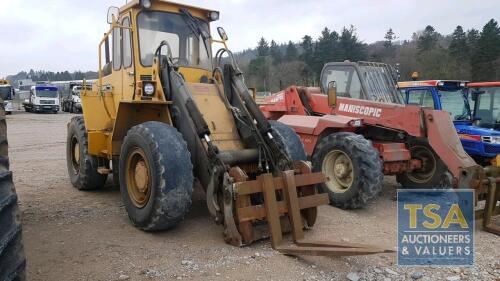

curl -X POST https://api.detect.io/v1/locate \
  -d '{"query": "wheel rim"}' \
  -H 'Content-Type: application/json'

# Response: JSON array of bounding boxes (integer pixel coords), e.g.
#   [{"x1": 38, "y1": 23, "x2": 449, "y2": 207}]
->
[
  {"x1": 322, "y1": 150, "x2": 354, "y2": 193},
  {"x1": 126, "y1": 148, "x2": 151, "y2": 208},
  {"x1": 407, "y1": 145, "x2": 437, "y2": 183},
  {"x1": 70, "y1": 136, "x2": 80, "y2": 174}
]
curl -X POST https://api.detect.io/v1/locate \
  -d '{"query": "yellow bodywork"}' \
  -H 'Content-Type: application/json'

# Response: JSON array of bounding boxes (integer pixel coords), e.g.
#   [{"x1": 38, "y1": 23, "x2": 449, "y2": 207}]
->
[{"x1": 82, "y1": 0, "x2": 239, "y2": 163}]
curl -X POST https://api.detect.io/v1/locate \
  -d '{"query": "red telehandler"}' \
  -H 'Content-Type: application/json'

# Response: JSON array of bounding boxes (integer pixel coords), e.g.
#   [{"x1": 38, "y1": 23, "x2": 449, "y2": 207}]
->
[{"x1": 260, "y1": 61, "x2": 482, "y2": 209}]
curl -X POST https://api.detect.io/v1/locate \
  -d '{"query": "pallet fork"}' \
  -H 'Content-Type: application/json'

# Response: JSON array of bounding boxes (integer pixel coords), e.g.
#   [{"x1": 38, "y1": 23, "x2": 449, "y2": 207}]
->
[{"x1": 225, "y1": 161, "x2": 393, "y2": 256}]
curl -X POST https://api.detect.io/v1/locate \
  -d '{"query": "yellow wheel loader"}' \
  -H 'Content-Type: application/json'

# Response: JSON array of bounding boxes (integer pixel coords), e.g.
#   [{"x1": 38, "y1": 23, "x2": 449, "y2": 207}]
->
[{"x1": 66, "y1": 0, "x2": 392, "y2": 256}]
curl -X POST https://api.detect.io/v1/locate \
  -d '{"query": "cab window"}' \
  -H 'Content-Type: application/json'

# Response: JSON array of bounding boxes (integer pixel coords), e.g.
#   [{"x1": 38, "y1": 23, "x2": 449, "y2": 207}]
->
[
  {"x1": 122, "y1": 17, "x2": 133, "y2": 68},
  {"x1": 322, "y1": 66, "x2": 363, "y2": 99},
  {"x1": 407, "y1": 89, "x2": 434, "y2": 108},
  {"x1": 113, "y1": 26, "x2": 122, "y2": 70}
]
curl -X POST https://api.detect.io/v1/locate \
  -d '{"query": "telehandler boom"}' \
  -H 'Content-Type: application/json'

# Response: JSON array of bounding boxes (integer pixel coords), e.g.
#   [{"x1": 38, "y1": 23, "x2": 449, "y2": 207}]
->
[{"x1": 66, "y1": 1, "x2": 390, "y2": 256}]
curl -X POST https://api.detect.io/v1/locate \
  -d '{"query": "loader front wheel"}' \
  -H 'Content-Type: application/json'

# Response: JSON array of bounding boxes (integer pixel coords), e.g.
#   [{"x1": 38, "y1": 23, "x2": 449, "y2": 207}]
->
[
  {"x1": 66, "y1": 116, "x2": 107, "y2": 190},
  {"x1": 396, "y1": 140, "x2": 451, "y2": 189},
  {"x1": 312, "y1": 132, "x2": 383, "y2": 209},
  {"x1": 120, "y1": 122, "x2": 194, "y2": 231}
]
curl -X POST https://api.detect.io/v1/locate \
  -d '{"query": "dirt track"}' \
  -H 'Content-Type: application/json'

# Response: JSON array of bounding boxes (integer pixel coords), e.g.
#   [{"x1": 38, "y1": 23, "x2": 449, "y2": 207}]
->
[{"x1": 7, "y1": 112, "x2": 500, "y2": 281}]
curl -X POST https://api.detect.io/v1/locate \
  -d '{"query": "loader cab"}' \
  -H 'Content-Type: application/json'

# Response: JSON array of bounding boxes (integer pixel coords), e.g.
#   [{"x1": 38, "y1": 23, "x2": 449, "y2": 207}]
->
[
  {"x1": 98, "y1": 0, "x2": 219, "y2": 106},
  {"x1": 320, "y1": 61, "x2": 403, "y2": 104}
]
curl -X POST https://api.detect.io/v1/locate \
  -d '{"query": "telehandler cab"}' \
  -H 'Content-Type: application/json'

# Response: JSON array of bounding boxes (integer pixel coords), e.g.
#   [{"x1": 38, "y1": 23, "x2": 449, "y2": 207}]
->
[{"x1": 66, "y1": 0, "x2": 390, "y2": 256}]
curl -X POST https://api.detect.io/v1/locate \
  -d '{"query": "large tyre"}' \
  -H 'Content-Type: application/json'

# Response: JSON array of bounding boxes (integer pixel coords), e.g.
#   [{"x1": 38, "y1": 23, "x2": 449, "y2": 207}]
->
[
  {"x1": 0, "y1": 105, "x2": 26, "y2": 280},
  {"x1": 312, "y1": 132, "x2": 384, "y2": 209},
  {"x1": 112, "y1": 156, "x2": 120, "y2": 188},
  {"x1": 396, "y1": 139, "x2": 451, "y2": 189},
  {"x1": 66, "y1": 116, "x2": 107, "y2": 190},
  {"x1": 119, "y1": 122, "x2": 194, "y2": 231},
  {"x1": 269, "y1": 121, "x2": 307, "y2": 161}
]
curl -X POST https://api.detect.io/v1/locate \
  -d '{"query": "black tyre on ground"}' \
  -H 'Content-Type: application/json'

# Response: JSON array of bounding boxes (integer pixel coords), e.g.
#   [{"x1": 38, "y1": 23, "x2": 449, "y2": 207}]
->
[
  {"x1": 66, "y1": 116, "x2": 107, "y2": 190},
  {"x1": 312, "y1": 132, "x2": 384, "y2": 209},
  {"x1": 119, "y1": 122, "x2": 194, "y2": 231},
  {"x1": 269, "y1": 120, "x2": 307, "y2": 161},
  {"x1": 0, "y1": 106, "x2": 26, "y2": 281},
  {"x1": 396, "y1": 139, "x2": 451, "y2": 189}
]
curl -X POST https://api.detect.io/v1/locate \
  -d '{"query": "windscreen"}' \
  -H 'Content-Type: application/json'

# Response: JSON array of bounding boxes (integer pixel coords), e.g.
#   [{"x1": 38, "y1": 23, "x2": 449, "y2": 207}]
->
[
  {"x1": 137, "y1": 11, "x2": 212, "y2": 70},
  {"x1": 438, "y1": 89, "x2": 471, "y2": 120},
  {"x1": 35, "y1": 87, "x2": 58, "y2": 98},
  {"x1": 357, "y1": 64, "x2": 403, "y2": 104}
]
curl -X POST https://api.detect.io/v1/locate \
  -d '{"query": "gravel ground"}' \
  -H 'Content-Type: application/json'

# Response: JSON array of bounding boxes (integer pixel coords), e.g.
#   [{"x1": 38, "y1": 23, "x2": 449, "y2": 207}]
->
[{"x1": 6, "y1": 112, "x2": 500, "y2": 281}]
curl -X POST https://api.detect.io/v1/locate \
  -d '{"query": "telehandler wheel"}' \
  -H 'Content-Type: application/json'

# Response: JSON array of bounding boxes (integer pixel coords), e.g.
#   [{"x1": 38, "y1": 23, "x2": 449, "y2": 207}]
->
[
  {"x1": 0, "y1": 107, "x2": 26, "y2": 281},
  {"x1": 312, "y1": 132, "x2": 383, "y2": 209},
  {"x1": 66, "y1": 116, "x2": 107, "y2": 190},
  {"x1": 269, "y1": 121, "x2": 307, "y2": 161},
  {"x1": 396, "y1": 139, "x2": 451, "y2": 189},
  {"x1": 119, "y1": 122, "x2": 194, "y2": 231}
]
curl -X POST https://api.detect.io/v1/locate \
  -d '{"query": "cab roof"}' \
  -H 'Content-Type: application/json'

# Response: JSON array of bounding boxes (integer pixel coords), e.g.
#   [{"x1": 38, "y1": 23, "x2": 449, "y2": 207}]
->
[
  {"x1": 398, "y1": 80, "x2": 468, "y2": 88},
  {"x1": 467, "y1": 82, "x2": 500, "y2": 88},
  {"x1": 120, "y1": 0, "x2": 217, "y2": 16}
]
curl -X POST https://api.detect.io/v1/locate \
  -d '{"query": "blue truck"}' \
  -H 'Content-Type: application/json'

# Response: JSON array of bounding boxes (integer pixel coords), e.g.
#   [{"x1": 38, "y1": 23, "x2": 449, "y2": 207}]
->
[{"x1": 398, "y1": 80, "x2": 500, "y2": 165}]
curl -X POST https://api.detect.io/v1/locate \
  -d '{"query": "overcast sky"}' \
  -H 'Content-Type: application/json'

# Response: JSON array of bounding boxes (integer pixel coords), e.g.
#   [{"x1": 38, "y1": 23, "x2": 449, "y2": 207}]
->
[{"x1": 0, "y1": 0, "x2": 499, "y2": 78}]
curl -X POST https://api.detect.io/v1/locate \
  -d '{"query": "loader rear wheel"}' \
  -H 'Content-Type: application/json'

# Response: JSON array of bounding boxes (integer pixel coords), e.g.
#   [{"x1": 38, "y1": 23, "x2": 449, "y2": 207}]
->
[
  {"x1": 269, "y1": 121, "x2": 307, "y2": 161},
  {"x1": 396, "y1": 140, "x2": 451, "y2": 189},
  {"x1": 0, "y1": 107, "x2": 26, "y2": 281},
  {"x1": 120, "y1": 122, "x2": 194, "y2": 231},
  {"x1": 66, "y1": 116, "x2": 107, "y2": 190},
  {"x1": 312, "y1": 132, "x2": 383, "y2": 209}
]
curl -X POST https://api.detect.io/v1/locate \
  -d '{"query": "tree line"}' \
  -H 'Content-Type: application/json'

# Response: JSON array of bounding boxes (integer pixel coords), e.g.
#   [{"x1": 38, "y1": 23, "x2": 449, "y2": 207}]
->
[
  {"x1": 7, "y1": 70, "x2": 98, "y2": 87},
  {"x1": 238, "y1": 19, "x2": 500, "y2": 92}
]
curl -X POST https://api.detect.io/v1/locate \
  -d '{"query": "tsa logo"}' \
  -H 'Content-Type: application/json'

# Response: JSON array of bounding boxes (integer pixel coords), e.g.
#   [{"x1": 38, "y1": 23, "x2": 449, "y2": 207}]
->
[{"x1": 397, "y1": 190, "x2": 474, "y2": 266}]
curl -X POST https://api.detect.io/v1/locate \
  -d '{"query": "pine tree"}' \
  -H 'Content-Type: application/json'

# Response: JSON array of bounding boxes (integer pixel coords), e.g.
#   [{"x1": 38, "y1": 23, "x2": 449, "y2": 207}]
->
[
  {"x1": 337, "y1": 26, "x2": 366, "y2": 62},
  {"x1": 257, "y1": 37, "x2": 269, "y2": 57},
  {"x1": 284, "y1": 41, "x2": 298, "y2": 61},
  {"x1": 449, "y1": 26, "x2": 468, "y2": 59},
  {"x1": 384, "y1": 28, "x2": 396, "y2": 48},
  {"x1": 472, "y1": 19, "x2": 500, "y2": 81},
  {"x1": 417, "y1": 25, "x2": 439, "y2": 53},
  {"x1": 269, "y1": 40, "x2": 282, "y2": 65}
]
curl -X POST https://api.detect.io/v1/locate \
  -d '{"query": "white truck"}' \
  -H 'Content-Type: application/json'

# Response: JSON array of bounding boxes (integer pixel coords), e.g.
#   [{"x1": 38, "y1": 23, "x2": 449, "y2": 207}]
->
[
  {"x1": 0, "y1": 80, "x2": 15, "y2": 114},
  {"x1": 22, "y1": 85, "x2": 60, "y2": 113}
]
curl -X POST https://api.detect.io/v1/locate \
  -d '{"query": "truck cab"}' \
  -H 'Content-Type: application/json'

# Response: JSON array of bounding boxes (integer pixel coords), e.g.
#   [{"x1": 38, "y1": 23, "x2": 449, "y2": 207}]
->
[
  {"x1": 23, "y1": 85, "x2": 60, "y2": 113},
  {"x1": 398, "y1": 80, "x2": 500, "y2": 165},
  {"x1": 0, "y1": 81, "x2": 15, "y2": 114}
]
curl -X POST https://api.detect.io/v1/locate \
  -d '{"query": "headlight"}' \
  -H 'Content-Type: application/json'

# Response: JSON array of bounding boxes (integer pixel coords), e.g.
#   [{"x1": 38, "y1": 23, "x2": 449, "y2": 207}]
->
[
  {"x1": 143, "y1": 83, "x2": 155, "y2": 96},
  {"x1": 482, "y1": 136, "x2": 500, "y2": 144}
]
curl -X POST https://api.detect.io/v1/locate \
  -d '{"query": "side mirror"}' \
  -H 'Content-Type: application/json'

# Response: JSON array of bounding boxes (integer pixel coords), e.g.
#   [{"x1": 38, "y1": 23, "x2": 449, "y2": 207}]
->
[
  {"x1": 327, "y1": 81, "x2": 337, "y2": 107},
  {"x1": 217, "y1": 27, "x2": 228, "y2": 41},
  {"x1": 107, "y1": 6, "x2": 120, "y2": 24}
]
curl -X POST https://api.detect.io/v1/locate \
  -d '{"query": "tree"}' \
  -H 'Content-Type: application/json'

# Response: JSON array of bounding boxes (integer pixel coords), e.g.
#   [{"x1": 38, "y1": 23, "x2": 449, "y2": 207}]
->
[
  {"x1": 384, "y1": 28, "x2": 396, "y2": 48},
  {"x1": 269, "y1": 40, "x2": 282, "y2": 65},
  {"x1": 449, "y1": 26, "x2": 468, "y2": 59},
  {"x1": 257, "y1": 37, "x2": 269, "y2": 57},
  {"x1": 337, "y1": 26, "x2": 366, "y2": 62},
  {"x1": 472, "y1": 19, "x2": 500, "y2": 81},
  {"x1": 417, "y1": 25, "x2": 439, "y2": 53},
  {"x1": 284, "y1": 41, "x2": 298, "y2": 61}
]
